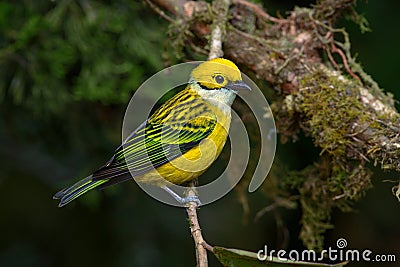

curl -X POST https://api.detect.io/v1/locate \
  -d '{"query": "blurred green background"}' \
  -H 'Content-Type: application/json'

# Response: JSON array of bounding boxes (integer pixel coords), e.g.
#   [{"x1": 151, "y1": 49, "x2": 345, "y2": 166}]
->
[{"x1": 0, "y1": 1, "x2": 399, "y2": 266}]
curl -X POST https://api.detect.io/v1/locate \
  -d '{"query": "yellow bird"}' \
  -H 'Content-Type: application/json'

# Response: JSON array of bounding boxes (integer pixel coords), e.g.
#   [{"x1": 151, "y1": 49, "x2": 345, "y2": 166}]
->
[{"x1": 53, "y1": 58, "x2": 251, "y2": 207}]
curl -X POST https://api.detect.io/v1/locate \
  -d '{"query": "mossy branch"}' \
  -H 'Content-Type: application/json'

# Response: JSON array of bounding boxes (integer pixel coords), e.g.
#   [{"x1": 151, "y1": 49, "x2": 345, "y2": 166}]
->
[{"x1": 147, "y1": 0, "x2": 400, "y2": 250}]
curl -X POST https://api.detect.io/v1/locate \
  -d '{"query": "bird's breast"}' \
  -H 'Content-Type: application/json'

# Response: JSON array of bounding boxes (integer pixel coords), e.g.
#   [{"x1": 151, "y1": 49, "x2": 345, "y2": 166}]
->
[{"x1": 136, "y1": 107, "x2": 231, "y2": 186}]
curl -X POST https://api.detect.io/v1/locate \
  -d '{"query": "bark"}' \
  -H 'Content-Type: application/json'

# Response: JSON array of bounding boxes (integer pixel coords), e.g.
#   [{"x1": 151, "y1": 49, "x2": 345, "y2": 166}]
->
[{"x1": 148, "y1": 0, "x2": 400, "y2": 249}]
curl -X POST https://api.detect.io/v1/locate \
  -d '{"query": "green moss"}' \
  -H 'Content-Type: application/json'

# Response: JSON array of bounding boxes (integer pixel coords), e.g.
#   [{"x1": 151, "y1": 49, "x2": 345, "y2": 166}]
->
[
  {"x1": 275, "y1": 68, "x2": 382, "y2": 250},
  {"x1": 296, "y1": 69, "x2": 363, "y2": 157},
  {"x1": 281, "y1": 156, "x2": 372, "y2": 250}
]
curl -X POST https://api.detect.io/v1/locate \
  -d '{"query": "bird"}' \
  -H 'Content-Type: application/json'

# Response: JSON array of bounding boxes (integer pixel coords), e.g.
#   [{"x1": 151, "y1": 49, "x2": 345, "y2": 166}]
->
[{"x1": 53, "y1": 58, "x2": 251, "y2": 207}]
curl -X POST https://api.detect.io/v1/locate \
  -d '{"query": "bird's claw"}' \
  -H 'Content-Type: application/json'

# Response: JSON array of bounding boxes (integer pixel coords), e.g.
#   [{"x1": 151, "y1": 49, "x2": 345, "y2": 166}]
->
[
  {"x1": 161, "y1": 185, "x2": 202, "y2": 207},
  {"x1": 181, "y1": 195, "x2": 202, "y2": 207}
]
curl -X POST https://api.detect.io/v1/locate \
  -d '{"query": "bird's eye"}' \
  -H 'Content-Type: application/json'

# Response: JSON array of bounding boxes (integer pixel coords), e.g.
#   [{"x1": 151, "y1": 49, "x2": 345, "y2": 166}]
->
[{"x1": 215, "y1": 75, "x2": 225, "y2": 84}]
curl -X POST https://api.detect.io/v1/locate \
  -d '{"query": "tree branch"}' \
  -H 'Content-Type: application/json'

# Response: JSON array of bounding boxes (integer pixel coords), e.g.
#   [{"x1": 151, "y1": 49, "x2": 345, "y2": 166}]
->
[
  {"x1": 208, "y1": 0, "x2": 231, "y2": 59},
  {"x1": 147, "y1": 0, "x2": 400, "y2": 249},
  {"x1": 148, "y1": 0, "x2": 400, "y2": 172},
  {"x1": 144, "y1": 0, "x2": 174, "y2": 22},
  {"x1": 150, "y1": 0, "x2": 186, "y2": 17},
  {"x1": 185, "y1": 186, "x2": 211, "y2": 267}
]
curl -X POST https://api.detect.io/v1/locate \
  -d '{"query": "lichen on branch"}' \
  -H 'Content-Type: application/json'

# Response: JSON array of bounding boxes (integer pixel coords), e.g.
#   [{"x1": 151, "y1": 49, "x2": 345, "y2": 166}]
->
[{"x1": 147, "y1": 0, "x2": 400, "y2": 250}]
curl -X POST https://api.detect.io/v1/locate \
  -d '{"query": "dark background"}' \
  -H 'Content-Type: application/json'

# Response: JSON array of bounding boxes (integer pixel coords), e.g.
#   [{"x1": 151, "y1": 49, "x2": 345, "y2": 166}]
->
[{"x1": 0, "y1": 1, "x2": 399, "y2": 266}]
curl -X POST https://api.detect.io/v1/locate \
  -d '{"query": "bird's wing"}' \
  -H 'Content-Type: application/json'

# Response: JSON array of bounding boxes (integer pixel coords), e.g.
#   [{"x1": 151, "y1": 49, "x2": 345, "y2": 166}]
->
[{"x1": 92, "y1": 101, "x2": 216, "y2": 187}]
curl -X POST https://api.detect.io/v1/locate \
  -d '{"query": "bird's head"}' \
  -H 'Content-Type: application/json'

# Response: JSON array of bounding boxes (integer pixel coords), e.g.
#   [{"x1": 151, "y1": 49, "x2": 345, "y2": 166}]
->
[
  {"x1": 191, "y1": 58, "x2": 251, "y2": 92},
  {"x1": 190, "y1": 58, "x2": 251, "y2": 106}
]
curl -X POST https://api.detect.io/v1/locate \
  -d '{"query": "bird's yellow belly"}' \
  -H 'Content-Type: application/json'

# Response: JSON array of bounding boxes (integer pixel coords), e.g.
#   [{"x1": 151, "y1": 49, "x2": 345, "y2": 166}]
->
[{"x1": 134, "y1": 121, "x2": 229, "y2": 186}]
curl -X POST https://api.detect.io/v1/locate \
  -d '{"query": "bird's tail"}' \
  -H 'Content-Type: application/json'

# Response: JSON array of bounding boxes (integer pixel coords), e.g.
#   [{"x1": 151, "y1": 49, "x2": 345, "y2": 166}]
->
[{"x1": 53, "y1": 175, "x2": 107, "y2": 207}]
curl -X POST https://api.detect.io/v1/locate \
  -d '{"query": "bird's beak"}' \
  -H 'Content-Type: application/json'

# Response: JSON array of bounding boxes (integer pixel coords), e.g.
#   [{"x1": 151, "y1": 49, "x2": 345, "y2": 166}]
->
[{"x1": 225, "y1": 80, "x2": 252, "y2": 92}]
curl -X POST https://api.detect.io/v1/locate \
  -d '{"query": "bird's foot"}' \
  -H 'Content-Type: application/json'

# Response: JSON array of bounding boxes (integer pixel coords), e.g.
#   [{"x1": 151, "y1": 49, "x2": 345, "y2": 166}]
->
[
  {"x1": 161, "y1": 186, "x2": 202, "y2": 207},
  {"x1": 180, "y1": 195, "x2": 202, "y2": 207}
]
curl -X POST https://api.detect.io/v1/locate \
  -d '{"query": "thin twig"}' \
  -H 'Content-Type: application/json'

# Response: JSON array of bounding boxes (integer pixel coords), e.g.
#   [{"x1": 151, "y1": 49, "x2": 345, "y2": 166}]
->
[
  {"x1": 274, "y1": 46, "x2": 304, "y2": 75},
  {"x1": 330, "y1": 37, "x2": 362, "y2": 86},
  {"x1": 150, "y1": 0, "x2": 186, "y2": 16},
  {"x1": 185, "y1": 184, "x2": 209, "y2": 267},
  {"x1": 254, "y1": 196, "x2": 299, "y2": 222},
  {"x1": 230, "y1": 26, "x2": 277, "y2": 51},
  {"x1": 208, "y1": 0, "x2": 231, "y2": 59},
  {"x1": 233, "y1": 0, "x2": 286, "y2": 24},
  {"x1": 209, "y1": 25, "x2": 224, "y2": 59},
  {"x1": 326, "y1": 46, "x2": 340, "y2": 70},
  {"x1": 144, "y1": 0, "x2": 174, "y2": 22}
]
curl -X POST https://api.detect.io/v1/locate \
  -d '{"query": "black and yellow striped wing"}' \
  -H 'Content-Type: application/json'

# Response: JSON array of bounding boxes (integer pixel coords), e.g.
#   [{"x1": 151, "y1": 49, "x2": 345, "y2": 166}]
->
[{"x1": 92, "y1": 92, "x2": 216, "y2": 187}]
